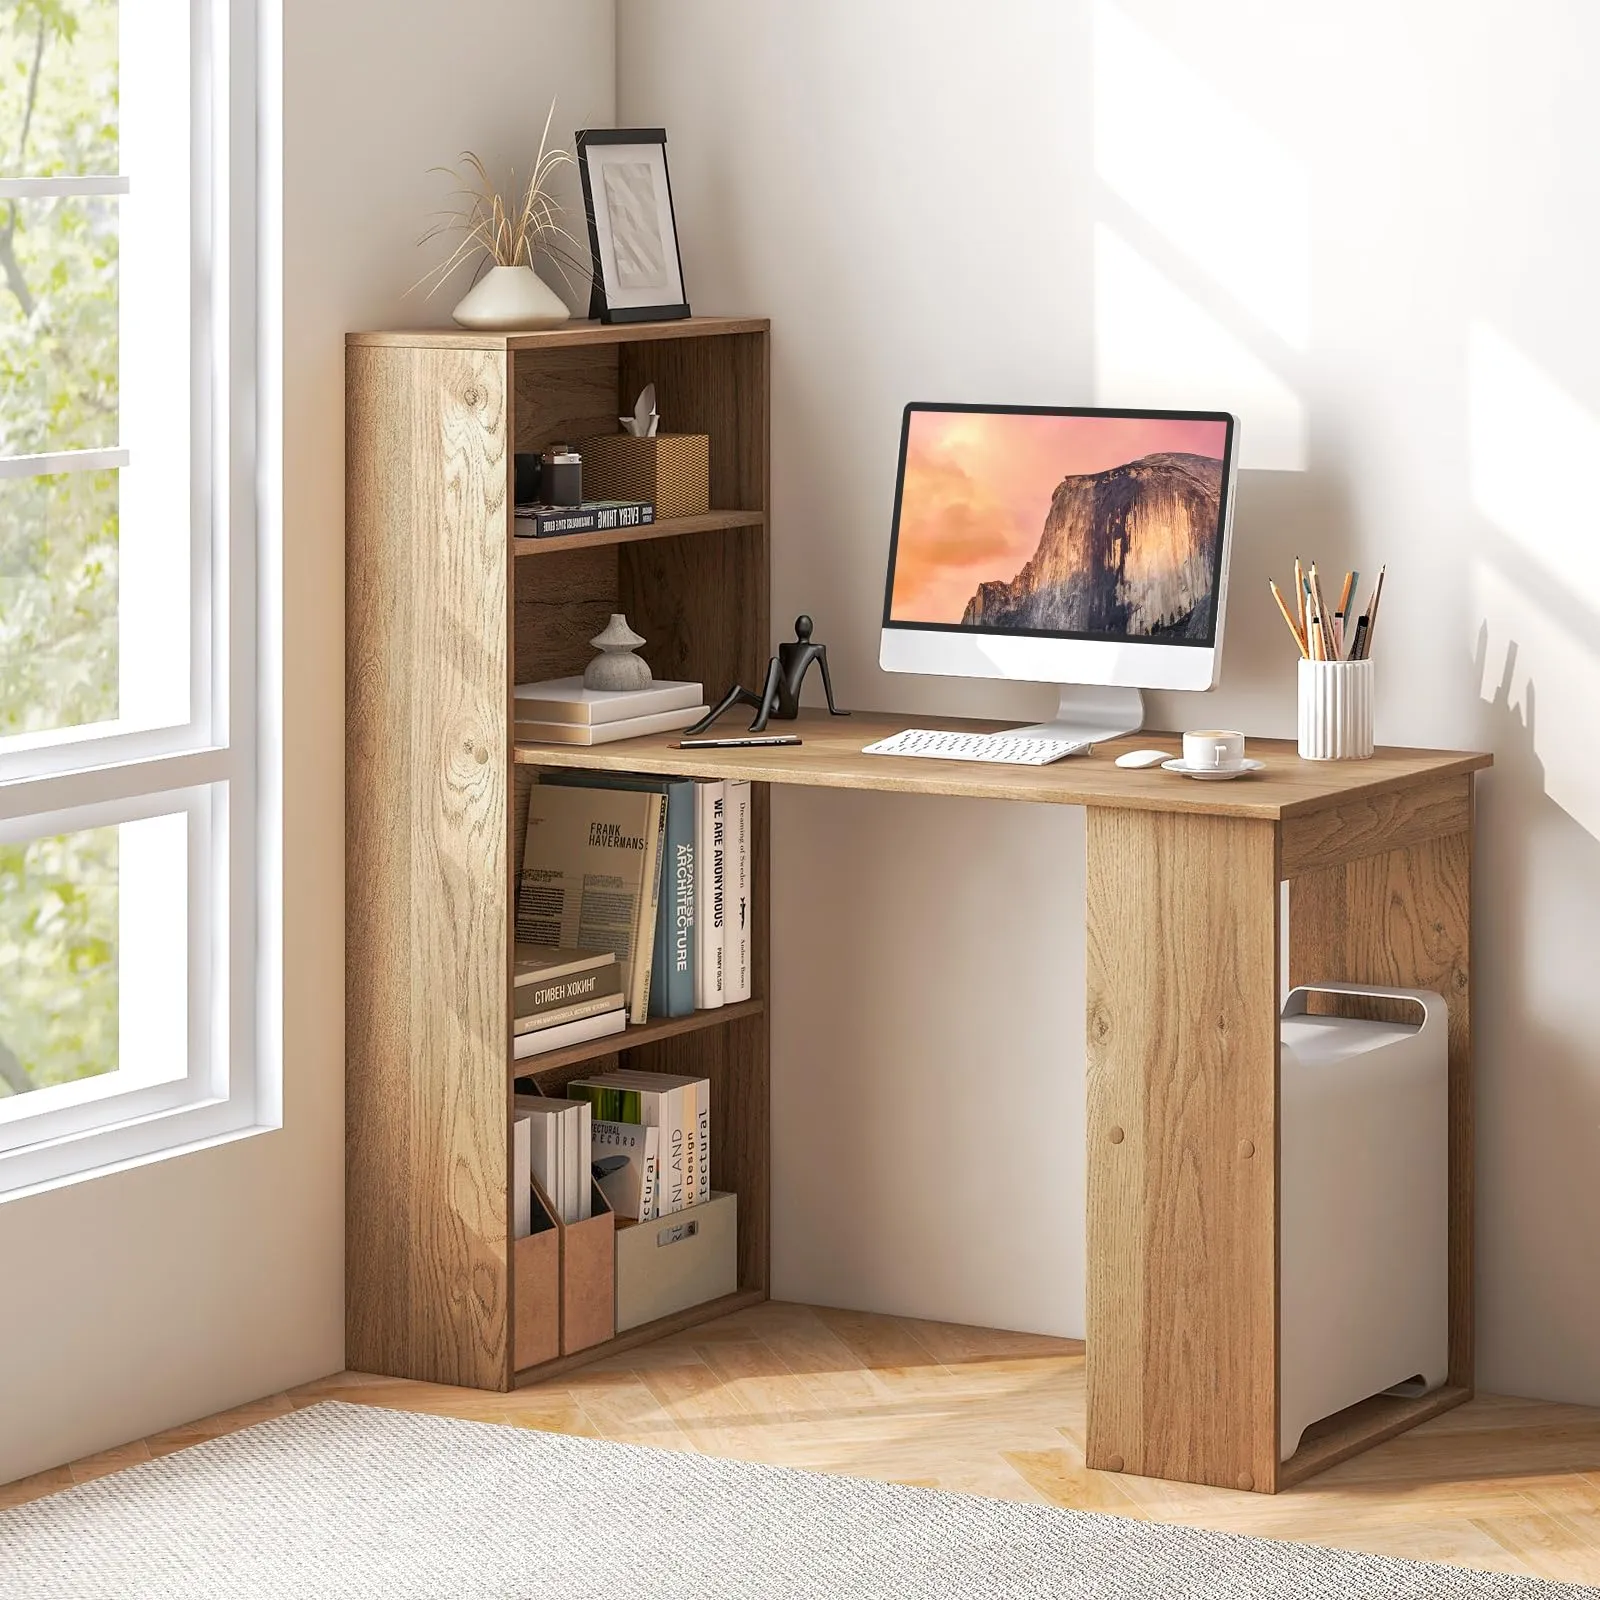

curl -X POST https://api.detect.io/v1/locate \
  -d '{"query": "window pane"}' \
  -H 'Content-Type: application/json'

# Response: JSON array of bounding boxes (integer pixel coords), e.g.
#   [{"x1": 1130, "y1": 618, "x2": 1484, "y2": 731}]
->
[
  {"x1": 0, "y1": 467, "x2": 118, "y2": 737},
  {"x1": 0, "y1": 808, "x2": 187, "y2": 1128},
  {"x1": 0, "y1": 822, "x2": 117, "y2": 1100},
  {"x1": 0, "y1": 0, "x2": 118, "y2": 179},
  {"x1": 0, "y1": 195, "x2": 120, "y2": 457}
]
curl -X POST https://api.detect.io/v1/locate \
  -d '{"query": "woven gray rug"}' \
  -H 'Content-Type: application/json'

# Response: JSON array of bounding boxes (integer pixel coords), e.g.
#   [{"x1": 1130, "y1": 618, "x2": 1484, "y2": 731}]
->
[{"x1": 1, "y1": 1400, "x2": 1594, "y2": 1599}]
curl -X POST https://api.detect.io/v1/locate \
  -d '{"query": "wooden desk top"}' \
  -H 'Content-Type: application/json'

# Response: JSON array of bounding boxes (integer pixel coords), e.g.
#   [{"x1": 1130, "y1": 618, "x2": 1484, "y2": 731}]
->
[{"x1": 515, "y1": 708, "x2": 1491, "y2": 821}]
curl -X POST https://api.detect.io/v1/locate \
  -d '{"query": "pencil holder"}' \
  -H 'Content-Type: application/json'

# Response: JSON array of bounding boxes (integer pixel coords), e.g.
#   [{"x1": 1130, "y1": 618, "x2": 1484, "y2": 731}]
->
[{"x1": 1298, "y1": 658, "x2": 1374, "y2": 760}]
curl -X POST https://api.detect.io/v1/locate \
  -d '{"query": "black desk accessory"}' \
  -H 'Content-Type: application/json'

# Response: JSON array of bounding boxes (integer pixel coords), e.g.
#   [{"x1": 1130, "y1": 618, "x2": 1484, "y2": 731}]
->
[{"x1": 686, "y1": 615, "x2": 851, "y2": 735}]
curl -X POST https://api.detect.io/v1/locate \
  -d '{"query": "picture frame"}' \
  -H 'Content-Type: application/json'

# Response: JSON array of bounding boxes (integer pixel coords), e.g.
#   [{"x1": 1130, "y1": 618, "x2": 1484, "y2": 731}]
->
[{"x1": 575, "y1": 128, "x2": 690, "y2": 324}]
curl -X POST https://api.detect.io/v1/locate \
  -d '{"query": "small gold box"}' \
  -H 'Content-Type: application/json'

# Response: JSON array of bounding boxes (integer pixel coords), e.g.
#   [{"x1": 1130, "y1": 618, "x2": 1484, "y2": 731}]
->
[{"x1": 580, "y1": 433, "x2": 711, "y2": 519}]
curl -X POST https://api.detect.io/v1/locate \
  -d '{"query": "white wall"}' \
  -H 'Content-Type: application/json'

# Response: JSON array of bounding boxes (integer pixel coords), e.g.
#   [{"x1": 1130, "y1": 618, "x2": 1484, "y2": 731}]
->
[
  {"x1": 0, "y1": 0, "x2": 615, "y2": 1486},
  {"x1": 619, "y1": 0, "x2": 1600, "y2": 1404}
]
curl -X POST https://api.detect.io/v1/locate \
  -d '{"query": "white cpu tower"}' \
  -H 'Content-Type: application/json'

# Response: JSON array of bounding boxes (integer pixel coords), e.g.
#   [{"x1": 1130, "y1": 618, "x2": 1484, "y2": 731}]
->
[{"x1": 1280, "y1": 983, "x2": 1449, "y2": 1462}]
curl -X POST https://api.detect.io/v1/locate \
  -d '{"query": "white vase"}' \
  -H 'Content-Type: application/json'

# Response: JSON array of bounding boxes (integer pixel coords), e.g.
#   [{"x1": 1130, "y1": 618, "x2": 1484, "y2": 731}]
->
[{"x1": 451, "y1": 265, "x2": 570, "y2": 331}]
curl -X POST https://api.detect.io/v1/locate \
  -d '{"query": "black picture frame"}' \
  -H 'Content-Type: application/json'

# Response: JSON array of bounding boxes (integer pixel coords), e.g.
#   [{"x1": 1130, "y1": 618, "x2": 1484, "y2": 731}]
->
[{"x1": 575, "y1": 128, "x2": 691, "y2": 324}]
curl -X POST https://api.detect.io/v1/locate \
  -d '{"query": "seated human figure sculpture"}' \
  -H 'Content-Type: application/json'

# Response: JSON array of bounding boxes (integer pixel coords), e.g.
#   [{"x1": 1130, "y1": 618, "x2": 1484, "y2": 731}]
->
[{"x1": 685, "y1": 615, "x2": 851, "y2": 735}]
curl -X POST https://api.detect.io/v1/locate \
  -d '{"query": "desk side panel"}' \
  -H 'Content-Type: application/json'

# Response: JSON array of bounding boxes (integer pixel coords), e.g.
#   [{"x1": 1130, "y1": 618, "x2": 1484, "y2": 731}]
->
[
  {"x1": 346, "y1": 343, "x2": 513, "y2": 1390},
  {"x1": 1086, "y1": 810, "x2": 1280, "y2": 1492}
]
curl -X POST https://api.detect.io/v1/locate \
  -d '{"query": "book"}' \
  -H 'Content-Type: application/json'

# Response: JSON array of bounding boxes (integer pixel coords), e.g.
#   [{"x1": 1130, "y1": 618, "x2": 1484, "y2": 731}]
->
[
  {"x1": 513, "y1": 705, "x2": 710, "y2": 747},
  {"x1": 514, "y1": 1095, "x2": 591, "y2": 1224},
  {"x1": 726, "y1": 779, "x2": 752, "y2": 1004},
  {"x1": 541, "y1": 773, "x2": 696, "y2": 1019},
  {"x1": 590, "y1": 1119, "x2": 659, "y2": 1222},
  {"x1": 513, "y1": 991, "x2": 625, "y2": 1036},
  {"x1": 511, "y1": 1008, "x2": 626, "y2": 1060},
  {"x1": 513, "y1": 676, "x2": 705, "y2": 726},
  {"x1": 567, "y1": 1071, "x2": 690, "y2": 1216},
  {"x1": 513, "y1": 944, "x2": 615, "y2": 988},
  {"x1": 517, "y1": 784, "x2": 665, "y2": 1023},
  {"x1": 515, "y1": 958, "x2": 626, "y2": 1022},
  {"x1": 514, "y1": 1093, "x2": 561, "y2": 1224},
  {"x1": 512, "y1": 1109, "x2": 533, "y2": 1239},
  {"x1": 607, "y1": 1070, "x2": 710, "y2": 1208},
  {"x1": 693, "y1": 780, "x2": 726, "y2": 1010},
  {"x1": 513, "y1": 499, "x2": 655, "y2": 537}
]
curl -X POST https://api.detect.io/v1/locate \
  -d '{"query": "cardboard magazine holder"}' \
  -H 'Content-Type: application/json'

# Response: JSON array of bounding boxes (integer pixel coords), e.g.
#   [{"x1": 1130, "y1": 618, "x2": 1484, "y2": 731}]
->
[
  {"x1": 615, "y1": 1191, "x2": 738, "y2": 1333},
  {"x1": 512, "y1": 1184, "x2": 561, "y2": 1371},
  {"x1": 534, "y1": 1177, "x2": 616, "y2": 1356}
]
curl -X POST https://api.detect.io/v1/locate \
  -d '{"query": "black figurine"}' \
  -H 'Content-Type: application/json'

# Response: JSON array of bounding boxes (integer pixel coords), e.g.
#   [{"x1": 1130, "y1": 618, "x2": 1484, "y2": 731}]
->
[{"x1": 686, "y1": 615, "x2": 851, "y2": 734}]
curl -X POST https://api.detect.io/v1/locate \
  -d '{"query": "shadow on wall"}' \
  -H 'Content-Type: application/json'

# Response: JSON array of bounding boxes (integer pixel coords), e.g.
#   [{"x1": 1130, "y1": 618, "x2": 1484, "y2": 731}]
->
[{"x1": 1470, "y1": 630, "x2": 1600, "y2": 1396}]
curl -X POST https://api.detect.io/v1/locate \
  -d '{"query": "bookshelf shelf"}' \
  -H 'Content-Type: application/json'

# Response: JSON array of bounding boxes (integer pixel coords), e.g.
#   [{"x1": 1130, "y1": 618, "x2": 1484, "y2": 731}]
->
[
  {"x1": 347, "y1": 315, "x2": 772, "y2": 1394},
  {"x1": 511, "y1": 999, "x2": 766, "y2": 1080},
  {"x1": 514, "y1": 508, "x2": 764, "y2": 559}
]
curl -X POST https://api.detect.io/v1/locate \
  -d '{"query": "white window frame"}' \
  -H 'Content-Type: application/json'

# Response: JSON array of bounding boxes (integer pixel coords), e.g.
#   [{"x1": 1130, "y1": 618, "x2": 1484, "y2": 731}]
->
[{"x1": 0, "y1": 0, "x2": 271, "y2": 1199}]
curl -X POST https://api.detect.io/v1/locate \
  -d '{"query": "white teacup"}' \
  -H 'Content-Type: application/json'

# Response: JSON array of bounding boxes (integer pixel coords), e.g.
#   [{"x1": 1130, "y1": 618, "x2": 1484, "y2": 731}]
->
[{"x1": 1183, "y1": 729, "x2": 1246, "y2": 771}]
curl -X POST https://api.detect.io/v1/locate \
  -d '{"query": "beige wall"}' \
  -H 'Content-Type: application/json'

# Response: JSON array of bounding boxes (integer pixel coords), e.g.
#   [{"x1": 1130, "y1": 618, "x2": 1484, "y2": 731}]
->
[
  {"x1": 0, "y1": 0, "x2": 615, "y2": 1486},
  {"x1": 618, "y1": 0, "x2": 1600, "y2": 1404}
]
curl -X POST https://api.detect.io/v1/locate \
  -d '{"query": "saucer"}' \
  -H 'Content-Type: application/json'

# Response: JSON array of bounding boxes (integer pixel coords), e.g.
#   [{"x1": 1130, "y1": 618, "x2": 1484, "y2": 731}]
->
[{"x1": 1161, "y1": 757, "x2": 1265, "y2": 781}]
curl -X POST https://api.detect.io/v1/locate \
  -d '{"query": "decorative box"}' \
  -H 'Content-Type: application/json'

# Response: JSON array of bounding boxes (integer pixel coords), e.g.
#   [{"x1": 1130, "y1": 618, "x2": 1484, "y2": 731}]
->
[{"x1": 580, "y1": 433, "x2": 710, "y2": 519}]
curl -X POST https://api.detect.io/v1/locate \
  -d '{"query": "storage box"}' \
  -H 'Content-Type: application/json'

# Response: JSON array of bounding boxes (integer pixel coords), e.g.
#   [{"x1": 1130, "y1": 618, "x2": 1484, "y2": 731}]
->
[
  {"x1": 512, "y1": 1191, "x2": 560, "y2": 1371},
  {"x1": 1280, "y1": 983, "x2": 1448, "y2": 1460},
  {"x1": 580, "y1": 433, "x2": 710, "y2": 519},
  {"x1": 615, "y1": 1191, "x2": 737, "y2": 1332}
]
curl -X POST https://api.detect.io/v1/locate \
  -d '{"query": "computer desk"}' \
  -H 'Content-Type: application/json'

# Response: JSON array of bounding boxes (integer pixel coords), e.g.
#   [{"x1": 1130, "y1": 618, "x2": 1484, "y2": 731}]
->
[{"x1": 528, "y1": 707, "x2": 1493, "y2": 1494}]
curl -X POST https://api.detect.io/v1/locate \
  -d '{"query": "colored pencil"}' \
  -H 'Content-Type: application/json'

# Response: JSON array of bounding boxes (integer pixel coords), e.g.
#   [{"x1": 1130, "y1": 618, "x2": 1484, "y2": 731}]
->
[
  {"x1": 1293, "y1": 557, "x2": 1306, "y2": 640},
  {"x1": 1362, "y1": 566, "x2": 1387, "y2": 658}
]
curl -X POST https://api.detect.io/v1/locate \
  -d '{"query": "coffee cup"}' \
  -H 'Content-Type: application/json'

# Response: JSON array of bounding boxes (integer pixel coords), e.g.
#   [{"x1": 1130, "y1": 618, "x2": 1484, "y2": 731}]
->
[{"x1": 1183, "y1": 729, "x2": 1246, "y2": 771}]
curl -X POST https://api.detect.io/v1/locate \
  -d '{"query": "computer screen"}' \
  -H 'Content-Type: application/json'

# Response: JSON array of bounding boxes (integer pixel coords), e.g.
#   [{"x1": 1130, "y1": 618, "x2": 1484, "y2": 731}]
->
[{"x1": 882, "y1": 404, "x2": 1236, "y2": 649}]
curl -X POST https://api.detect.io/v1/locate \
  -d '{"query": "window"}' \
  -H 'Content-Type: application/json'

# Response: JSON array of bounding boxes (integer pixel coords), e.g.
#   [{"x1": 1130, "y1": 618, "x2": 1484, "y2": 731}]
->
[{"x1": 0, "y1": 0, "x2": 263, "y2": 1195}]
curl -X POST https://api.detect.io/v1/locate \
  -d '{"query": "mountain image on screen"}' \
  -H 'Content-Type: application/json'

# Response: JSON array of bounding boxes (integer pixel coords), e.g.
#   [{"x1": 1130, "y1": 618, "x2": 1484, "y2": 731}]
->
[{"x1": 960, "y1": 451, "x2": 1222, "y2": 639}]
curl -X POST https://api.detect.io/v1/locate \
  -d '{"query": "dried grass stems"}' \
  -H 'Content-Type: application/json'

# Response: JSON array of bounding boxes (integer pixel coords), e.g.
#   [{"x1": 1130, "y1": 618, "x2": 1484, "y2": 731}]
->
[{"x1": 413, "y1": 101, "x2": 590, "y2": 299}]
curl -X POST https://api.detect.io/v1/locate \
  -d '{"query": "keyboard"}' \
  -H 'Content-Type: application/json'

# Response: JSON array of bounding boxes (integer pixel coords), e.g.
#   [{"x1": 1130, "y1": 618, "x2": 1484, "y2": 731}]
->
[{"x1": 861, "y1": 728, "x2": 1090, "y2": 767}]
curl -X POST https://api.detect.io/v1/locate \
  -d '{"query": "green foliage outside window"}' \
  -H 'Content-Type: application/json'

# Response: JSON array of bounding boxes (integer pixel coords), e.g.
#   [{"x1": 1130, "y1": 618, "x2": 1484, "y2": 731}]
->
[{"x1": 0, "y1": 0, "x2": 120, "y2": 1097}]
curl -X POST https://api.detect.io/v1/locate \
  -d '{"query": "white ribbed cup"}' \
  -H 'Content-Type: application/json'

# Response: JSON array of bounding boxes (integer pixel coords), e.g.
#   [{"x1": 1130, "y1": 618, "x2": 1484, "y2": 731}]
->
[{"x1": 1297, "y1": 658, "x2": 1374, "y2": 760}]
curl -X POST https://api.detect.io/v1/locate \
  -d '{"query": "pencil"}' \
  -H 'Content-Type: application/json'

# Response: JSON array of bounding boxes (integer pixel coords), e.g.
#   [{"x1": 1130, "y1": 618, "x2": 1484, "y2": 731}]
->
[
  {"x1": 1336, "y1": 570, "x2": 1354, "y2": 618},
  {"x1": 1293, "y1": 557, "x2": 1306, "y2": 640},
  {"x1": 1349, "y1": 613, "x2": 1370, "y2": 662},
  {"x1": 1270, "y1": 580, "x2": 1307, "y2": 657},
  {"x1": 1308, "y1": 565, "x2": 1334, "y2": 660},
  {"x1": 1362, "y1": 566, "x2": 1387, "y2": 658}
]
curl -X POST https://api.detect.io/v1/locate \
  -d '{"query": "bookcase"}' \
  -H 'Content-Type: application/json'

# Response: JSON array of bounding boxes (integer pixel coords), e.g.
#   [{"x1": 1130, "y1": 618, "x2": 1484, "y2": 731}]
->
[{"x1": 346, "y1": 316, "x2": 772, "y2": 1392}]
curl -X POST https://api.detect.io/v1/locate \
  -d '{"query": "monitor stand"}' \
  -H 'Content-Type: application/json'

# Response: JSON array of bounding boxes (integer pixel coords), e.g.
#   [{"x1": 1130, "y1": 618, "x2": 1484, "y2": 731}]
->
[{"x1": 1012, "y1": 685, "x2": 1146, "y2": 747}]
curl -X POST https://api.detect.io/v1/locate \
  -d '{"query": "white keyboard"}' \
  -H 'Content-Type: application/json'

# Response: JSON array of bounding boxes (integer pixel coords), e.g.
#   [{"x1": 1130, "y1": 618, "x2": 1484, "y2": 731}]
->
[{"x1": 862, "y1": 728, "x2": 1090, "y2": 767}]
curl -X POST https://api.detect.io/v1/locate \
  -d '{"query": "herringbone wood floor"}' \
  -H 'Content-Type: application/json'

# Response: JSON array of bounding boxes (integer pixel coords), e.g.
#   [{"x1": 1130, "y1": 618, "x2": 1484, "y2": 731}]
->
[{"x1": 6, "y1": 1301, "x2": 1599, "y2": 1585}]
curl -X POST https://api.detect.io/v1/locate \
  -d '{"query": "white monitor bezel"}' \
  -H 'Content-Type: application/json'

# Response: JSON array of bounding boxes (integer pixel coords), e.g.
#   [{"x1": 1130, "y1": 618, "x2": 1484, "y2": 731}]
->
[{"x1": 878, "y1": 403, "x2": 1239, "y2": 693}]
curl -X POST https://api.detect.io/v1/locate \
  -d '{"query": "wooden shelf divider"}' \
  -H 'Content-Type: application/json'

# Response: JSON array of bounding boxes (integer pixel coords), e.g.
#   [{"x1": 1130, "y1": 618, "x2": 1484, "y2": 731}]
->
[
  {"x1": 511, "y1": 999, "x2": 765, "y2": 1080},
  {"x1": 514, "y1": 508, "x2": 763, "y2": 559}
]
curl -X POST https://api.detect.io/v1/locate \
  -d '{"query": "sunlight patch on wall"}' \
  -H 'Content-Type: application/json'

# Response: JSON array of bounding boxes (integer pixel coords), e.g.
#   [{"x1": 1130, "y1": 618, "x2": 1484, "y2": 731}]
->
[
  {"x1": 1473, "y1": 559, "x2": 1600, "y2": 844},
  {"x1": 1093, "y1": 225, "x2": 1307, "y2": 471},
  {"x1": 1094, "y1": 0, "x2": 1309, "y2": 352},
  {"x1": 1469, "y1": 323, "x2": 1600, "y2": 617}
]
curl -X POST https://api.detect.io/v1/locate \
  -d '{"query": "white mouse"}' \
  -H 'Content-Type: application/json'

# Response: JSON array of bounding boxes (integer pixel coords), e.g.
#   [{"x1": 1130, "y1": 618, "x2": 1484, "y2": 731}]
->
[{"x1": 1115, "y1": 748, "x2": 1175, "y2": 769}]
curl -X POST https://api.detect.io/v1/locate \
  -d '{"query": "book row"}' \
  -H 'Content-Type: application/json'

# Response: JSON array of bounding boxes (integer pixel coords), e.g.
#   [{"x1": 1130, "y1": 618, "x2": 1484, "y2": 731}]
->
[
  {"x1": 512, "y1": 1068, "x2": 711, "y2": 1229},
  {"x1": 513, "y1": 773, "x2": 753, "y2": 1057}
]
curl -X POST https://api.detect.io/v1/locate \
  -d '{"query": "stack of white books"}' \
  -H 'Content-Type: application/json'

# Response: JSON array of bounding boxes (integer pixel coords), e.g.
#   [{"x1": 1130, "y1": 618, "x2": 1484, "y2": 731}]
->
[
  {"x1": 514, "y1": 677, "x2": 708, "y2": 746},
  {"x1": 513, "y1": 1093, "x2": 592, "y2": 1227}
]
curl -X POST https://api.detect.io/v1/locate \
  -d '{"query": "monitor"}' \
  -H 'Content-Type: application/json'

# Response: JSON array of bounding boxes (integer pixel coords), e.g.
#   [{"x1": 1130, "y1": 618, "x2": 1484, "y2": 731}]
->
[{"x1": 879, "y1": 403, "x2": 1239, "y2": 742}]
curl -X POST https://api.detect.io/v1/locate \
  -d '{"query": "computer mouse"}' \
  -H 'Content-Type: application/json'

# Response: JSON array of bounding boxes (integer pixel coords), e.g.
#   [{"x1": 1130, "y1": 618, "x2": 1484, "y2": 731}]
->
[{"x1": 1115, "y1": 748, "x2": 1176, "y2": 769}]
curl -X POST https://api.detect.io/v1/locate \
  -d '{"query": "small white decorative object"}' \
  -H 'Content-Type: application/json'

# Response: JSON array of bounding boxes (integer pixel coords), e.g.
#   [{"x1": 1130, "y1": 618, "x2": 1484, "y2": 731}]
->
[
  {"x1": 620, "y1": 383, "x2": 660, "y2": 438},
  {"x1": 1298, "y1": 658, "x2": 1374, "y2": 760},
  {"x1": 451, "y1": 265, "x2": 570, "y2": 331},
  {"x1": 584, "y1": 614, "x2": 653, "y2": 691}
]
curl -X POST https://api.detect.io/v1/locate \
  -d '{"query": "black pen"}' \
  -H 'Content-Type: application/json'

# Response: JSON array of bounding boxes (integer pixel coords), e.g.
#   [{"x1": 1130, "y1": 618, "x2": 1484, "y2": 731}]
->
[{"x1": 675, "y1": 734, "x2": 803, "y2": 749}]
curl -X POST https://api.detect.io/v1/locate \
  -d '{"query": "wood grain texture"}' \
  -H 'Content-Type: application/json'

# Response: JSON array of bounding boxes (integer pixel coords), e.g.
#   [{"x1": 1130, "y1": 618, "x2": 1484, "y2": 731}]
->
[
  {"x1": 512, "y1": 543, "x2": 618, "y2": 687},
  {"x1": 1280, "y1": 774, "x2": 1471, "y2": 876},
  {"x1": 517, "y1": 710, "x2": 1489, "y2": 821},
  {"x1": 508, "y1": 999, "x2": 767, "y2": 1081},
  {"x1": 1086, "y1": 810, "x2": 1281, "y2": 1492},
  {"x1": 347, "y1": 316, "x2": 770, "y2": 351},
  {"x1": 514, "y1": 509, "x2": 765, "y2": 559},
  {"x1": 1288, "y1": 813, "x2": 1475, "y2": 1391},
  {"x1": 511, "y1": 343, "x2": 618, "y2": 455},
  {"x1": 346, "y1": 343, "x2": 512, "y2": 1390}
]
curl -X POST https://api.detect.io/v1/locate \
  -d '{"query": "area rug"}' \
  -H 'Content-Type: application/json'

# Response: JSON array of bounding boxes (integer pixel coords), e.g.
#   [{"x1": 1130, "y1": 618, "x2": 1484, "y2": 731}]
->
[{"x1": 1, "y1": 1401, "x2": 1594, "y2": 1599}]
